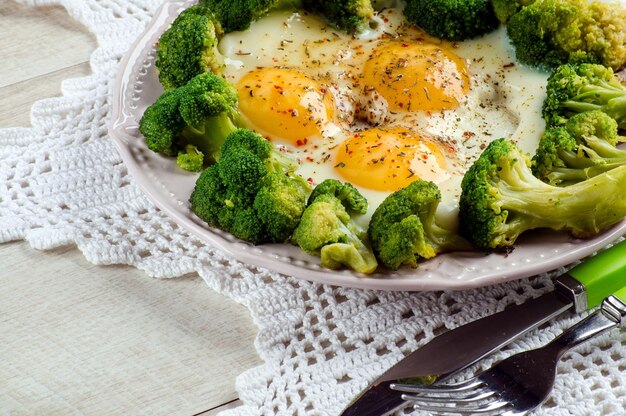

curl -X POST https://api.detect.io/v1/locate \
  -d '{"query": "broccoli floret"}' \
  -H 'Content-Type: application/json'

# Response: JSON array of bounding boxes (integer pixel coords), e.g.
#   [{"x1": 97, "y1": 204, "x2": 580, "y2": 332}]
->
[
  {"x1": 138, "y1": 89, "x2": 185, "y2": 157},
  {"x1": 220, "y1": 128, "x2": 298, "y2": 174},
  {"x1": 191, "y1": 166, "x2": 266, "y2": 243},
  {"x1": 218, "y1": 147, "x2": 268, "y2": 197},
  {"x1": 307, "y1": 179, "x2": 368, "y2": 215},
  {"x1": 139, "y1": 72, "x2": 240, "y2": 170},
  {"x1": 491, "y1": 0, "x2": 536, "y2": 23},
  {"x1": 403, "y1": 0, "x2": 499, "y2": 41},
  {"x1": 199, "y1": 0, "x2": 301, "y2": 33},
  {"x1": 300, "y1": 0, "x2": 375, "y2": 34},
  {"x1": 459, "y1": 138, "x2": 626, "y2": 250},
  {"x1": 176, "y1": 144, "x2": 205, "y2": 172},
  {"x1": 155, "y1": 5, "x2": 224, "y2": 90},
  {"x1": 217, "y1": 129, "x2": 302, "y2": 195},
  {"x1": 189, "y1": 129, "x2": 310, "y2": 244},
  {"x1": 368, "y1": 180, "x2": 471, "y2": 270},
  {"x1": 188, "y1": 164, "x2": 231, "y2": 227},
  {"x1": 506, "y1": 0, "x2": 626, "y2": 71},
  {"x1": 255, "y1": 172, "x2": 311, "y2": 242},
  {"x1": 292, "y1": 182, "x2": 377, "y2": 274},
  {"x1": 543, "y1": 63, "x2": 626, "y2": 129},
  {"x1": 533, "y1": 111, "x2": 626, "y2": 185}
]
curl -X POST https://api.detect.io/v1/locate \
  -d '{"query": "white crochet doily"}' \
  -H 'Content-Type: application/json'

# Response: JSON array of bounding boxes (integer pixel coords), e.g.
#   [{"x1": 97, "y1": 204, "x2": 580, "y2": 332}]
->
[{"x1": 2, "y1": 1, "x2": 625, "y2": 415}]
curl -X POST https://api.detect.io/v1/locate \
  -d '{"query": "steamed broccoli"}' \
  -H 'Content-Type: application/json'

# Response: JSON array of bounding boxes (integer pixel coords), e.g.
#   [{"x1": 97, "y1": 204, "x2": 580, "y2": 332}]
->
[
  {"x1": 300, "y1": 0, "x2": 375, "y2": 34},
  {"x1": 155, "y1": 5, "x2": 225, "y2": 90},
  {"x1": 532, "y1": 111, "x2": 626, "y2": 185},
  {"x1": 199, "y1": 0, "x2": 301, "y2": 33},
  {"x1": 459, "y1": 138, "x2": 626, "y2": 250},
  {"x1": 491, "y1": 0, "x2": 535, "y2": 23},
  {"x1": 542, "y1": 63, "x2": 626, "y2": 129},
  {"x1": 368, "y1": 180, "x2": 471, "y2": 270},
  {"x1": 189, "y1": 129, "x2": 310, "y2": 244},
  {"x1": 219, "y1": 128, "x2": 298, "y2": 174},
  {"x1": 307, "y1": 178, "x2": 368, "y2": 215},
  {"x1": 292, "y1": 179, "x2": 377, "y2": 274},
  {"x1": 176, "y1": 144, "x2": 205, "y2": 172},
  {"x1": 403, "y1": 0, "x2": 499, "y2": 41},
  {"x1": 139, "y1": 72, "x2": 241, "y2": 171},
  {"x1": 506, "y1": 0, "x2": 626, "y2": 71}
]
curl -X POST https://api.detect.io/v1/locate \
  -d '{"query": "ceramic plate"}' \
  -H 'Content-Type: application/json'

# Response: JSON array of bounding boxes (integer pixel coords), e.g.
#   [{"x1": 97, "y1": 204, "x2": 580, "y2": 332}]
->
[{"x1": 109, "y1": 0, "x2": 626, "y2": 291}]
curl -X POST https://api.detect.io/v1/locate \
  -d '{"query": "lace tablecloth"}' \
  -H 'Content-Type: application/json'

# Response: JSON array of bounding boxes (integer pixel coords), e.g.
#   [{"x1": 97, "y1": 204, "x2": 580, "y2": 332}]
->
[{"x1": 2, "y1": 0, "x2": 625, "y2": 415}]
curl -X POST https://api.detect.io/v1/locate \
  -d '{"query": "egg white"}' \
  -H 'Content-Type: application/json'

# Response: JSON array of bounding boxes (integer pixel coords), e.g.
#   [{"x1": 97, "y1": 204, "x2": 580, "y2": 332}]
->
[{"x1": 218, "y1": 6, "x2": 550, "y2": 228}]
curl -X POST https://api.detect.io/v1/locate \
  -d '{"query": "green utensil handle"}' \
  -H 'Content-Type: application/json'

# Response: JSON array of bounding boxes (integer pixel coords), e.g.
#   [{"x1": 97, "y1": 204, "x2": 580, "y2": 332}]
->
[{"x1": 568, "y1": 239, "x2": 626, "y2": 309}]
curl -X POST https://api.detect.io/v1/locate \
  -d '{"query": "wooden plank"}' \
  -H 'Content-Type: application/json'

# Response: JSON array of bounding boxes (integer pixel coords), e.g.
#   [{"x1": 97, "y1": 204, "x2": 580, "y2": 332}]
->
[
  {"x1": 0, "y1": 241, "x2": 260, "y2": 415},
  {"x1": 0, "y1": 63, "x2": 92, "y2": 128},
  {"x1": 0, "y1": 1, "x2": 96, "y2": 128},
  {"x1": 196, "y1": 399, "x2": 243, "y2": 415},
  {"x1": 0, "y1": 2, "x2": 96, "y2": 88}
]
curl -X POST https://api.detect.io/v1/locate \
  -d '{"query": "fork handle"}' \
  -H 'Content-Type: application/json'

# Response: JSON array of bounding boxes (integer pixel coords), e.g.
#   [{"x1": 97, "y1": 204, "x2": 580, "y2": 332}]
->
[{"x1": 548, "y1": 292, "x2": 626, "y2": 360}]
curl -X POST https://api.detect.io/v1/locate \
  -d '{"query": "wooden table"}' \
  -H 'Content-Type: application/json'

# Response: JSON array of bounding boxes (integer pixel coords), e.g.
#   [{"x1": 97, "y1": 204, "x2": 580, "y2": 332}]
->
[{"x1": 0, "y1": 3, "x2": 261, "y2": 414}]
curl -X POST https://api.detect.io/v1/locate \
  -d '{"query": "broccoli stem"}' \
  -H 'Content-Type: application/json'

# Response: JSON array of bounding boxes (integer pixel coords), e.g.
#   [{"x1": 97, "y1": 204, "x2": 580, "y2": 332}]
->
[
  {"x1": 539, "y1": 134, "x2": 626, "y2": 184},
  {"x1": 321, "y1": 221, "x2": 377, "y2": 273},
  {"x1": 182, "y1": 112, "x2": 238, "y2": 160},
  {"x1": 320, "y1": 242, "x2": 378, "y2": 274},
  {"x1": 582, "y1": 136, "x2": 626, "y2": 158},
  {"x1": 266, "y1": 148, "x2": 299, "y2": 174},
  {"x1": 557, "y1": 139, "x2": 626, "y2": 170},
  {"x1": 543, "y1": 168, "x2": 594, "y2": 185},
  {"x1": 562, "y1": 83, "x2": 626, "y2": 125},
  {"x1": 608, "y1": 96, "x2": 626, "y2": 127},
  {"x1": 499, "y1": 165, "x2": 626, "y2": 238},
  {"x1": 420, "y1": 201, "x2": 471, "y2": 253}
]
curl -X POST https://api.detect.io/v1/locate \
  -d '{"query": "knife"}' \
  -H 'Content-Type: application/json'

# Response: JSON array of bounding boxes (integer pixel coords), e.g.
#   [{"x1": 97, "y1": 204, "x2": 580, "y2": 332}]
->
[{"x1": 340, "y1": 239, "x2": 626, "y2": 416}]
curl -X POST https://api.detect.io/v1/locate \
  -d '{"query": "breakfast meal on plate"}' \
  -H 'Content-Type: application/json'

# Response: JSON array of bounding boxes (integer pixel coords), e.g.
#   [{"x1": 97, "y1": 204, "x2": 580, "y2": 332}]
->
[{"x1": 139, "y1": 0, "x2": 626, "y2": 275}]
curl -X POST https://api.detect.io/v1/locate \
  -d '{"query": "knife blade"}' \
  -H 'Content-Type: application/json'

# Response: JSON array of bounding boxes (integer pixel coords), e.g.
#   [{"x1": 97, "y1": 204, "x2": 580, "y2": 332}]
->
[{"x1": 341, "y1": 239, "x2": 626, "y2": 416}]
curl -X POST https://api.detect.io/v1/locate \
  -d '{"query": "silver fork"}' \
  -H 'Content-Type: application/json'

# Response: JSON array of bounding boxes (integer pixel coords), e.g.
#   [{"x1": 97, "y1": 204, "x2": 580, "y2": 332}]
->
[{"x1": 391, "y1": 292, "x2": 626, "y2": 415}]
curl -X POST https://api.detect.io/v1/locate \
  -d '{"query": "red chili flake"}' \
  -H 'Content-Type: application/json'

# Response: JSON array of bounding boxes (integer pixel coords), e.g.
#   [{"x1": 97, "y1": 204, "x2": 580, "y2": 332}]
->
[
  {"x1": 402, "y1": 43, "x2": 409, "y2": 47},
  {"x1": 295, "y1": 138, "x2": 309, "y2": 147}
]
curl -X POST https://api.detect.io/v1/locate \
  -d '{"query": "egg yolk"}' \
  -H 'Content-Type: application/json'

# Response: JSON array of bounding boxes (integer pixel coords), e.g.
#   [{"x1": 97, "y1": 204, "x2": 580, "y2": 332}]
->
[
  {"x1": 362, "y1": 42, "x2": 470, "y2": 113},
  {"x1": 236, "y1": 67, "x2": 336, "y2": 144},
  {"x1": 334, "y1": 127, "x2": 450, "y2": 192}
]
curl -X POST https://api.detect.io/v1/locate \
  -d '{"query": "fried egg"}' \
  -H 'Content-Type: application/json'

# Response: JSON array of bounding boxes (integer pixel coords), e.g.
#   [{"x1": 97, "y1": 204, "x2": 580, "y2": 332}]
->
[{"x1": 218, "y1": 5, "x2": 549, "y2": 228}]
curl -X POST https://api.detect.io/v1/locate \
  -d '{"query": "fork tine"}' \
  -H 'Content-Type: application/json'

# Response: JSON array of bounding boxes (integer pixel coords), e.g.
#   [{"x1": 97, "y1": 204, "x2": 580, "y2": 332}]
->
[
  {"x1": 401, "y1": 388, "x2": 497, "y2": 404},
  {"x1": 391, "y1": 378, "x2": 484, "y2": 394},
  {"x1": 409, "y1": 398, "x2": 511, "y2": 415}
]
